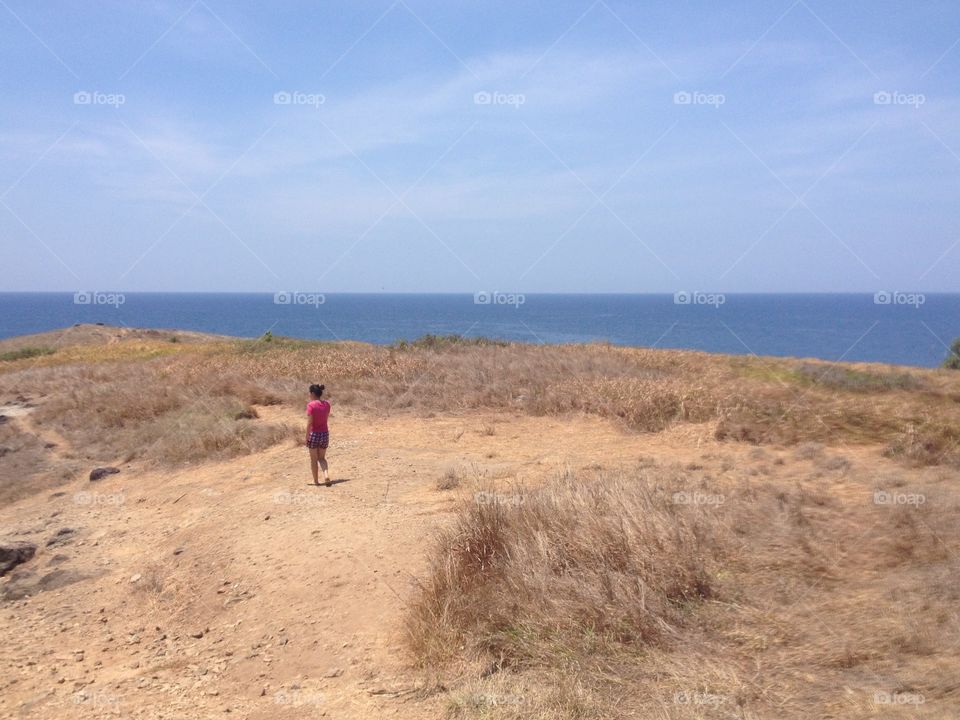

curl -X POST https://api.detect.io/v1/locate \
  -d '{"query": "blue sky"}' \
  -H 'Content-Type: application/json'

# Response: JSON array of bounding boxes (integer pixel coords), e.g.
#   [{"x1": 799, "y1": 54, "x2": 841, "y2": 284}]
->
[{"x1": 0, "y1": 0, "x2": 958, "y2": 293}]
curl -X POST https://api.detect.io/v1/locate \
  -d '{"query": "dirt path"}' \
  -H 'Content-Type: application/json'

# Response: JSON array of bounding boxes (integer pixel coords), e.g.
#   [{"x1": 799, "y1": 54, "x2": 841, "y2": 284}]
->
[{"x1": 0, "y1": 407, "x2": 902, "y2": 719}]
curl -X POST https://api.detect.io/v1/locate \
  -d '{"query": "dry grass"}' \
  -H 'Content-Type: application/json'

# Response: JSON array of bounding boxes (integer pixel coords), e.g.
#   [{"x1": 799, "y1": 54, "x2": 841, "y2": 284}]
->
[
  {"x1": 884, "y1": 420, "x2": 960, "y2": 468},
  {"x1": 437, "y1": 467, "x2": 462, "y2": 491},
  {"x1": 0, "y1": 420, "x2": 74, "y2": 505},
  {"x1": 2, "y1": 328, "x2": 960, "y2": 717},
  {"x1": 174, "y1": 339, "x2": 959, "y2": 448},
  {"x1": 408, "y1": 464, "x2": 960, "y2": 718},
  {"x1": 2, "y1": 329, "x2": 960, "y2": 495},
  {"x1": 408, "y1": 469, "x2": 725, "y2": 668},
  {"x1": 3, "y1": 359, "x2": 294, "y2": 469},
  {"x1": 792, "y1": 361, "x2": 925, "y2": 392}
]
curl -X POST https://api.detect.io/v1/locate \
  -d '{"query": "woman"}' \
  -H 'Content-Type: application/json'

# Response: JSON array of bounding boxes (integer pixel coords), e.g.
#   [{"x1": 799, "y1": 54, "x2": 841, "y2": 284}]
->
[{"x1": 305, "y1": 383, "x2": 331, "y2": 486}]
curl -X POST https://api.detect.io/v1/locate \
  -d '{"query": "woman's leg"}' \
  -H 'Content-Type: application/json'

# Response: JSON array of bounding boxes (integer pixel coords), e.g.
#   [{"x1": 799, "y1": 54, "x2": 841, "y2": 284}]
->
[
  {"x1": 317, "y1": 446, "x2": 329, "y2": 484},
  {"x1": 309, "y1": 447, "x2": 320, "y2": 484}
]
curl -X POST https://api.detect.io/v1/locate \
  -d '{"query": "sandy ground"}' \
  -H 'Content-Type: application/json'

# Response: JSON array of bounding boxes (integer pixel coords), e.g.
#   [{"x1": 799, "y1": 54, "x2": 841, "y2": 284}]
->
[{"x1": 0, "y1": 403, "x2": 939, "y2": 719}]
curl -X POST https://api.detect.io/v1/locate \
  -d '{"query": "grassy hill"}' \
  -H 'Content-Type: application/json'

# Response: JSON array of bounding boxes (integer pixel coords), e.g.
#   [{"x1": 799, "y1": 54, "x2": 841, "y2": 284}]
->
[{"x1": 0, "y1": 325, "x2": 957, "y2": 718}]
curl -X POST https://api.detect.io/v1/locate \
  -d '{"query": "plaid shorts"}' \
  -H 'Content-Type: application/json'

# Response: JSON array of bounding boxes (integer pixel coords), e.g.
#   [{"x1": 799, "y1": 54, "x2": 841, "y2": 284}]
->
[{"x1": 307, "y1": 431, "x2": 329, "y2": 449}]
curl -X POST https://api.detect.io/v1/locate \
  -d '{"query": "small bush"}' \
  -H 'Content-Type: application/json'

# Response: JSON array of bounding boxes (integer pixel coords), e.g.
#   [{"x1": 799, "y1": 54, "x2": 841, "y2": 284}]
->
[
  {"x1": 817, "y1": 454, "x2": 851, "y2": 473},
  {"x1": 436, "y1": 467, "x2": 461, "y2": 491},
  {"x1": 944, "y1": 338, "x2": 960, "y2": 370},
  {"x1": 234, "y1": 406, "x2": 259, "y2": 420}
]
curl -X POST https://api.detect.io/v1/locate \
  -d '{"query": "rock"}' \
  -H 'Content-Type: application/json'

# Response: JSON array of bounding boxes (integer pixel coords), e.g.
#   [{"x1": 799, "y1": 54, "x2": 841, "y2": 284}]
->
[
  {"x1": 0, "y1": 541, "x2": 37, "y2": 576},
  {"x1": 322, "y1": 667, "x2": 343, "y2": 678},
  {"x1": 190, "y1": 630, "x2": 204, "y2": 639},
  {"x1": 2, "y1": 568, "x2": 92, "y2": 601},
  {"x1": 129, "y1": 574, "x2": 141, "y2": 583},
  {"x1": 46, "y1": 528, "x2": 76, "y2": 547},
  {"x1": 89, "y1": 467, "x2": 120, "y2": 482}
]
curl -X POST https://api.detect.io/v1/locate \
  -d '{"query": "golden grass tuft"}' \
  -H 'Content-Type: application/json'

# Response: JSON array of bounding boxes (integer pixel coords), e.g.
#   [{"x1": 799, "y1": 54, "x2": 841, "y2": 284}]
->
[
  {"x1": 407, "y1": 469, "x2": 725, "y2": 668},
  {"x1": 408, "y1": 464, "x2": 960, "y2": 718}
]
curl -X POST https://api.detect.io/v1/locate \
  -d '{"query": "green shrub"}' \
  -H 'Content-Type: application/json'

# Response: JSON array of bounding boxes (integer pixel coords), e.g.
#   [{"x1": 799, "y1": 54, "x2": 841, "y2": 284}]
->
[{"x1": 944, "y1": 339, "x2": 960, "y2": 370}]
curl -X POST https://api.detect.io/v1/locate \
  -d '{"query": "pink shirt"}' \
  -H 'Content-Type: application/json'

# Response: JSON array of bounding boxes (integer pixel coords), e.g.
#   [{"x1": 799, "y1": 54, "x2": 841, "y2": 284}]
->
[{"x1": 307, "y1": 399, "x2": 330, "y2": 433}]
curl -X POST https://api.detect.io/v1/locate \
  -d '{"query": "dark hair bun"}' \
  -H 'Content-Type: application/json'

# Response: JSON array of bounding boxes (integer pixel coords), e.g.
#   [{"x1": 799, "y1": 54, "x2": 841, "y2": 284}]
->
[{"x1": 309, "y1": 383, "x2": 325, "y2": 397}]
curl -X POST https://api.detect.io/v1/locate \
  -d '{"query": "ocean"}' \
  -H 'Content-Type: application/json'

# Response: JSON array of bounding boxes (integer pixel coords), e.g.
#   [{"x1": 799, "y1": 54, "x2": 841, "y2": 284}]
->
[{"x1": 1, "y1": 292, "x2": 957, "y2": 368}]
